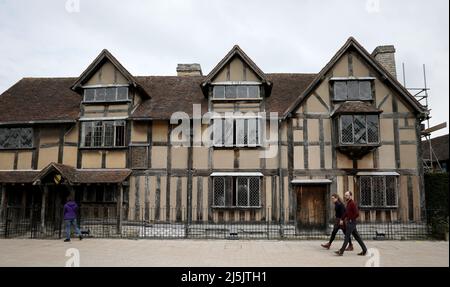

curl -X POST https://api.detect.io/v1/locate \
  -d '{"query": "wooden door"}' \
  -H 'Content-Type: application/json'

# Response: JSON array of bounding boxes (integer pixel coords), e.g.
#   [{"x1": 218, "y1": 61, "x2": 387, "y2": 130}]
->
[{"x1": 296, "y1": 185, "x2": 326, "y2": 228}]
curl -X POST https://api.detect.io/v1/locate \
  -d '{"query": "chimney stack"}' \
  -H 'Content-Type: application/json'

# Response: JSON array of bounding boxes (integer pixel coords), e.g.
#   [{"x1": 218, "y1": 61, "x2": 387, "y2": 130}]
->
[
  {"x1": 176, "y1": 63, "x2": 203, "y2": 76},
  {"x1": 372, "y1": 45, "x2": 397, "y2": 78}
]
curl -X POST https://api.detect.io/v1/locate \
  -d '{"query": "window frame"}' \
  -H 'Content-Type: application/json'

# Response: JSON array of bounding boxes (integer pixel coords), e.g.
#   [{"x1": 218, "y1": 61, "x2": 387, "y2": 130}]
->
[
  {"x1": 212, "y1": 176, "x2": 261, "y2": 208},
  {"x1": 359, "y1": 176, "x2": 398, "y2": 209},
  {"x1": 213, "y1": 117, "x2": 263, "y2": 148},
  {"x1": 338, "y1": 114, "x2": 380, "y2": 146},
  {"x1": 212, "y1": 85, "x2": 261, "y2": 100},
  {"x1": 80, "y1": 120, "x2": 127, "y2": 149},
  {"x1": 0, "y1": 127, "x2": 34, "y2": 150},
  {"x1": 83, "y1": 86, "x2": 130, "y2": 103},
  {"x1": 332, "y1": 80, "x2": 374, "y2": 102}
]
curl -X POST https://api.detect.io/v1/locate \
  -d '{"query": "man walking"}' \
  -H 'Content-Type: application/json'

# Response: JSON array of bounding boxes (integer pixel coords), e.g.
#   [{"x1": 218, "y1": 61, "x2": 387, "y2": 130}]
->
[
  {"x1": 63, "y1": 196, "x2": 82, "y2": 242},
  {"x1": 335, "y1": 191, "x2": 367, "y2": 256}
]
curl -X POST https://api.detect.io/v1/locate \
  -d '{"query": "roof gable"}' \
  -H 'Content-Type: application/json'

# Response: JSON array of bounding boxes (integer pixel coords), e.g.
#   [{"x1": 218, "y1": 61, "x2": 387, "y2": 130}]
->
[
  {"x1": 283, "y1": 37, "x2": 427, "y2": 119},
  {"x1": 71, "y1": 49, "x2": 149, "y2": 98},
  {"x1": 202, "y1": 45, "x2": 270, "y2": 86}
]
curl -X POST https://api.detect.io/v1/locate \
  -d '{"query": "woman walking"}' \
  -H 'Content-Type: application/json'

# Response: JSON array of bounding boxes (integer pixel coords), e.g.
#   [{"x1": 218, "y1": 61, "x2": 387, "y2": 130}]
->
[{"x1": 321, "y1": 193, "x2": 353, "y2": 251}]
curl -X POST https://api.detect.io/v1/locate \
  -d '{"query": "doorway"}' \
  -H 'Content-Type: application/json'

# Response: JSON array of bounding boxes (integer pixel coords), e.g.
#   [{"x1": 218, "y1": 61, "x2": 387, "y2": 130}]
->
[{"x1": 296, "y1": 185, "x2": 327, "y2": 229}]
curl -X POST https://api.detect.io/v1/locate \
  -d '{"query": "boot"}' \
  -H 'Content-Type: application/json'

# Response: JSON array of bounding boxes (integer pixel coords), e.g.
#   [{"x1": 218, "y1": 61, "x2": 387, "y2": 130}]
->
[
  {"x1": 345, "y1": 244, "x2": 354, "y2": 251},
  {"x1": 358, "y1": 250, "x2": 367, "y2": 256},
  {"x1": 334, "y1": 250, "x2": 344, "y2": 256},
  {"x1": 321, "y1": 242, "x2": 331, "y2": 249}
]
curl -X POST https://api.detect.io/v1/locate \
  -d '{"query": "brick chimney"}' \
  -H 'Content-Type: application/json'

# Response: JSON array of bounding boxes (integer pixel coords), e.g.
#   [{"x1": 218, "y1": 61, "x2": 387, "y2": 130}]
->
[
  {"x1": 372, "y1": 45, "x2": 397, "y2": 78},
  {"x1": 176, "y1": 63, "x2": 203, "y2": 76}
]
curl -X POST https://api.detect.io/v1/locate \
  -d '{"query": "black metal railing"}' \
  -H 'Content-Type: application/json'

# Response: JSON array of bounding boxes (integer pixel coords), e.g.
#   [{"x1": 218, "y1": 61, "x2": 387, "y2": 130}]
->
[{"x1": 0, "y1": 206, "x2": 444, "y2": 240}]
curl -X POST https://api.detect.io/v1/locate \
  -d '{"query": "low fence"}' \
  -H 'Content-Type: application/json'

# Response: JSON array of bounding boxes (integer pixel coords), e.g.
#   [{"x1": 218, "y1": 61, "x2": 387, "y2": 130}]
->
[{"x1": 0, "y1": 207, "x2": 442, "y2": 240}]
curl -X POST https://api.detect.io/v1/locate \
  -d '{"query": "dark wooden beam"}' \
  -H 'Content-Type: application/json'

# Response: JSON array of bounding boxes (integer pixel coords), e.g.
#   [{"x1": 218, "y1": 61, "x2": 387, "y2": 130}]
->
[
  {"x1": 155, "y1": 175, "x2": 161, "y2": 221},
  {"x1": 166, "y1": 124, "x2": 172, "y2": 221},
  {"x1": 116, "y1": 184, "x2": 123, "y2": 234}
]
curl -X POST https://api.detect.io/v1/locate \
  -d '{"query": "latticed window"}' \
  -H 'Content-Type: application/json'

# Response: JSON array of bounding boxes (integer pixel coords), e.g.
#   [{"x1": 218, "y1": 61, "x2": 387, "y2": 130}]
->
[
  {"x1": 213, "y1": 177, "x2": 226, "y2": 206},
  {"x1": 339, "y1": 115, "x2": 379, "y2": 145},
  {"x1": 0, "y1": 128, "x2": 33, "y2": 149},
  {"x1": 81, "y1": 120, "x2": 126, "y2": 148},
  {"x1": 359, "y1": 176, "x2": 398, "y2": 208},
  {"x1": 212, "y1": 176, "x2": 261, "y2": 207}
]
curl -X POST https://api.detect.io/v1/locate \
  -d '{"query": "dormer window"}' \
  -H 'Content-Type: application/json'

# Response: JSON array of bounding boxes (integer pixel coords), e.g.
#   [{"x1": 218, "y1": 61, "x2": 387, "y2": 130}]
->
[
  {"x1": 332, "y1": 79, "x2": 373, "y2": 101},
  {"x1": 83, "y1": 86, "x2": 129, "y2": 103},
  {"x1": 213, "y1": 85, "x2": 260, "y2": 99}
]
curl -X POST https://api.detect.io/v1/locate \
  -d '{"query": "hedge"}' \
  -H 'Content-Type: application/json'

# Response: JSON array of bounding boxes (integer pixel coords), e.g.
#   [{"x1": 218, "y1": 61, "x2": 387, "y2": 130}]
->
[{"x1": 424, "y1": 172, "x2": 449, "y2": 239}]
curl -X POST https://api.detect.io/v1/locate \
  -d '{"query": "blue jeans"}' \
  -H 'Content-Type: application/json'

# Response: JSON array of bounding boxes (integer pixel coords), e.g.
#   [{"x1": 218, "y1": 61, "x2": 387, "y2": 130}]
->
[{"x1": 65, "y1": 219, "x2": 81, "y2": 240}]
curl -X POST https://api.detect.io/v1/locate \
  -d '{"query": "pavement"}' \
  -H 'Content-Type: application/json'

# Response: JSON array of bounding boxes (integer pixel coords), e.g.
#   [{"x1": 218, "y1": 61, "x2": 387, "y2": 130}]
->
[{"x1": 0, "y1": 239, "x2": 448, "y2": 267}]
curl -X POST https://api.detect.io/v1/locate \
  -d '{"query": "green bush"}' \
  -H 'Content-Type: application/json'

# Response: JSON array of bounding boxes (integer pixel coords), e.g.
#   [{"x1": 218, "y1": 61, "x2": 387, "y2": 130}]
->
[{"x1": 425, "y1": 172, "x2": 449, "y2": 239}]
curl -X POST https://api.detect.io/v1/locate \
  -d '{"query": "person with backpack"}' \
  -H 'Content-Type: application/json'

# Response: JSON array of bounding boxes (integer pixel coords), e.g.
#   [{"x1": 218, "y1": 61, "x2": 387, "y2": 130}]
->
[
  {"x1": 321, "y1": 193, "x2": 353, "y2": 251},
  {"x1": 335, "y1": 191, "x2": 367, "y2": 256},
  {"x1": 63, "y1": 196, "x2": 82, "y2": 242}
]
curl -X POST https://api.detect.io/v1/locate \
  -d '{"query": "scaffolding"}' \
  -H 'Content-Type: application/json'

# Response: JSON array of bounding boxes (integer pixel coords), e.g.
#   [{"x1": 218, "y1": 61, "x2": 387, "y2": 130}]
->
[{"x1": 402, "y1": 63, "x2": 446, "y2": 172}]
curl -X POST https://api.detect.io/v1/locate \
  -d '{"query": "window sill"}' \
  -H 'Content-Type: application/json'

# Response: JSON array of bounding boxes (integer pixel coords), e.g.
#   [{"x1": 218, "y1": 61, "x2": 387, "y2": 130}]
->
[
  {"x1": 359, "y1": 206, "x2": 398, "y2": 210},
  {"x1": 336, "y1": 143, "x2": 380, "y2": 147},
  {"x1": 82, "y1": 100, "x2": 131, "y2": 105},
  {"x1": 211, "y1": 206, "x2": 263, "y2": 210},
  {"x1": 0, "y1": 147, "x2": 35, "y2": 151},
  {"x1": 332, "y1": 99, "x2": 374, "y2": 102},
  {"x1": 210, "y1": 98, "x2": 262, "y2": 102},
  {"x1": 79, "y1": 146, "x2": 128, "y2": 150},
  {"x1": 213, "y1": 145, "x2": 263, "y2": 149}
]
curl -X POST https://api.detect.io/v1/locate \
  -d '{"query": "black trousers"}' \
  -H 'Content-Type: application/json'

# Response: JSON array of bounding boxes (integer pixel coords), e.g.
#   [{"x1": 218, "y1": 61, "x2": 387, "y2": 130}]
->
[
  {"x1": 340, "y1": 220, "x2": 367, "y2": 253},
  {"x1": 329, "y1": 219, "x2": 351, "y2": 245}
]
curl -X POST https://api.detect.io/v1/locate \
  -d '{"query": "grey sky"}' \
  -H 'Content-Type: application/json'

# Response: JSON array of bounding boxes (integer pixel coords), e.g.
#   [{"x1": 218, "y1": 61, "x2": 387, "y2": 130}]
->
[{"x1": 0, "y1": 0, "x2": 448, "y2": 137}]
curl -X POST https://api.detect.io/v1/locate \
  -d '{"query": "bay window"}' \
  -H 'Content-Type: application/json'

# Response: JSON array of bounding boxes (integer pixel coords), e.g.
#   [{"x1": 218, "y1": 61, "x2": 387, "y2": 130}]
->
[{"x1": 339, "y1": 114, "x2": 379, "y2": 145}]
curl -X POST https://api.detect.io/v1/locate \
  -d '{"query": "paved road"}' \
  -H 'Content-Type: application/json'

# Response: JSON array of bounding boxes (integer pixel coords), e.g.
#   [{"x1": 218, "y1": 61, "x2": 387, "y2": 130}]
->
[{"x1": 0, "y1": 239, "x2": 448, "y2": 267}]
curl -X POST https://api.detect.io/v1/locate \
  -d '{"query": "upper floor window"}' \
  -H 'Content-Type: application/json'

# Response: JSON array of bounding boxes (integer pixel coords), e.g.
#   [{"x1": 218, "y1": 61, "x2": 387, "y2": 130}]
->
[
  {"x1": 83, "y1": 86, "x2": 129, "y2": 103},
  {"x1": 213, "y1": 85, "x2": 260, "y2": 99},
  {"x1": 333, "y1": 80, "x2": 372, "y2": 101},
  {"x1": 0, "y1": 127, "x2": 33, "y2": 149},
  {"x1": 339, "y1": 114, "x2": 379, "y2": 145},
  {"x1": 81, "y1": 120, "x2": 126, "y2": 148},
  {"x1": 213, "y1": 117, "x2": 262, "y2": 147},
  {"x1": 359, "y1": 176, "x2": 398, "y2": 208}
]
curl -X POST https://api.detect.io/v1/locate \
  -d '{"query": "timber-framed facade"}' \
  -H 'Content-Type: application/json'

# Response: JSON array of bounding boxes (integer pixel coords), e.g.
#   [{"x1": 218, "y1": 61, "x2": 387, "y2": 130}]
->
[{"x1": 0, "y1": 37, "x2": 428, "y2": 236}]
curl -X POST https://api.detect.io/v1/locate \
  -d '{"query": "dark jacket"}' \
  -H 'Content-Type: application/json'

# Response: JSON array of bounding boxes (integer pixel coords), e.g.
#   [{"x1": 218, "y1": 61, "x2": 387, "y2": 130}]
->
[
  {"x1": 343, "y1": 199, "x2": 359, "y2": 221},
  {"x1": 63, "y1": 201, "x2": 78, "y2": 220},
  {"x1": 334, "y1": 201, "x2": 346, "y2": 219}
]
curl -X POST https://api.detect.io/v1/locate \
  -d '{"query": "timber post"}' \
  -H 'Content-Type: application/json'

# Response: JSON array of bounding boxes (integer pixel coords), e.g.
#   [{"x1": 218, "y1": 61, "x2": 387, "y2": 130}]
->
[
  {"x1": 116, "y1": 184, "x2": 123, "y2": 235},
  {"x1": 40, "y1": 185, "x2": 48, "y2": 234},
  {"x1": 0, "y1": 185, "x2": 6, "y2": 223}
]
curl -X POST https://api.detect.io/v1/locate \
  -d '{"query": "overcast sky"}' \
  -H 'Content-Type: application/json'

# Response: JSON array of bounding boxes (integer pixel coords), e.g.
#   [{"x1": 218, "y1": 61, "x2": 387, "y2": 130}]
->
[{"x1": 0, "y1": 0, "x2": 448, "y2": 137}]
